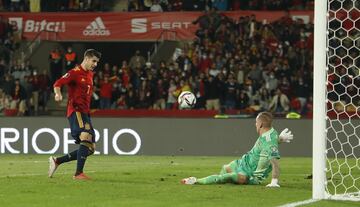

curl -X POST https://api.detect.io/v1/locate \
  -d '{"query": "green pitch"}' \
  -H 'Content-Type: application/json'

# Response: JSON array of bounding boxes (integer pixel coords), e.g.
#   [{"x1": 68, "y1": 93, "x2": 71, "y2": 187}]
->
[{"x1": 0, "y1": 155, "x2": 358, "y2": 207}]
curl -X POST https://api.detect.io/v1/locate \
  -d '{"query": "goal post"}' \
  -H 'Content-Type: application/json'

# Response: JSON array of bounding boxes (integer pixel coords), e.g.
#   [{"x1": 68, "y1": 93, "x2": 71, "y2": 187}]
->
[
  {"x1": 313, "y1": 0, "x2": 327, "y2": 200},
  {"x1": 313, "y1": 0, "x2": 360, "y2": 201}
]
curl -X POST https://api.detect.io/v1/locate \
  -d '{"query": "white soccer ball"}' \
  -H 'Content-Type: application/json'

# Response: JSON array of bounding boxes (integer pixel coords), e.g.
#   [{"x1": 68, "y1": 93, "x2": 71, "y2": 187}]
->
[{"x1": 178, "y1": 91, "x2": 196, "y2": 109}]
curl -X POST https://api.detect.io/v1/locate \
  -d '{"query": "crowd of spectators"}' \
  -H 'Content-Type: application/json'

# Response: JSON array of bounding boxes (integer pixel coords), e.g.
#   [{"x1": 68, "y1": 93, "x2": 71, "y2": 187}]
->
[
  {"x1": 8, "y1": 0, "x2": 359, "y2": 117},
  {"x1": 0, "y1": 60, "x2": 51, "y2": 116},
  {"x1": 4, "y1": 54, "x2": 54, "y2": 116},
  {"x1": 0, "y1": 11, "x2": 50, "y2": 116},
  {"x1": 0, "y1": 16, "x2": 10, "y2": 115},
  {"x1": 80, "y1": 9, "x2": 315, "y2": 117},
  {"x1": 0, "y1": 8, "x2": 318, "y2": 117}
]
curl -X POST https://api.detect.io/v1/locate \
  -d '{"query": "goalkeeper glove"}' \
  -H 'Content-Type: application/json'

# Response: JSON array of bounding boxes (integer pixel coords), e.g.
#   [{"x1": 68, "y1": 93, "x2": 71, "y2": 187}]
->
[
  {"x1": 279, "y1": 128, "x2": 293, "y2": 143},
  {"x1": 266, "y1": 178, "x2": 280, "y2": 187}
]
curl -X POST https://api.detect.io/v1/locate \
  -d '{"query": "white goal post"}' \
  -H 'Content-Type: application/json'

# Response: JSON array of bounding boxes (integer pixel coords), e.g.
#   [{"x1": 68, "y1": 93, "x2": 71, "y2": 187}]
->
[{"x1": 313, "y1": 0, "x2": 360, "y2": 201}]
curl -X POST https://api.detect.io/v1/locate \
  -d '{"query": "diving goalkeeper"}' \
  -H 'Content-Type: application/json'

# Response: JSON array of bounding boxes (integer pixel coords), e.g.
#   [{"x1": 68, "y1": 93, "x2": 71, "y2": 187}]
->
[{"x1": 181, "y1": 112, "x2": 293, "y2": 187}]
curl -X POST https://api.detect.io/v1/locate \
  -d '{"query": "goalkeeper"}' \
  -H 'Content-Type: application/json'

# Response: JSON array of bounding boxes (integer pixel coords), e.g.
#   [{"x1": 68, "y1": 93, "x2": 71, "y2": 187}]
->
[{"x1": 181, "y1": 112, "x2": 293, "y2": 187}]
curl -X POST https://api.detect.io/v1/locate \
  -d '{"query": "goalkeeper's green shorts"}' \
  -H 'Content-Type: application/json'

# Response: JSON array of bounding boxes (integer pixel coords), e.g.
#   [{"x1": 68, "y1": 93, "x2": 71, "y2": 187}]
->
[{"x1": 227, "y1": 159, "x2": 251, "y2": 178}]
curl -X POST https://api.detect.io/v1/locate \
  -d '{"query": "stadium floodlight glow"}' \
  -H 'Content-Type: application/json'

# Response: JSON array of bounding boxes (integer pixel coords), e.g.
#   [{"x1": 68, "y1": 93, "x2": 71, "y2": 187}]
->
[{"x1": 313, "y1": 0, "x2": 360, "y2": 202}]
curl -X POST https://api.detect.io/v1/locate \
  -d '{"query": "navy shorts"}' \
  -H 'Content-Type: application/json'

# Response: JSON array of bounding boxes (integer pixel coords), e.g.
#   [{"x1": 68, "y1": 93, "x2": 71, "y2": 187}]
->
[{"x1": 68, "y1": 112, "x2": 95, "y2": 144}]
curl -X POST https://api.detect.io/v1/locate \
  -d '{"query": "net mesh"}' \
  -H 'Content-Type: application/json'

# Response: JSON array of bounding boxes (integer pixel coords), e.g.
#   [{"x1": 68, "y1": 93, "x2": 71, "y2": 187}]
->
[{"x1": 326, "y1": 0, "x2": 360, "y2": 200}]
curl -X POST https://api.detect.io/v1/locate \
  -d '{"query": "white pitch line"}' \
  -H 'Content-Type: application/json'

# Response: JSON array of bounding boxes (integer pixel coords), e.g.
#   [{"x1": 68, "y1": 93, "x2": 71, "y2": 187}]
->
[{"x1": 278, "y1": 199, "x2": 319, "y2": 207}]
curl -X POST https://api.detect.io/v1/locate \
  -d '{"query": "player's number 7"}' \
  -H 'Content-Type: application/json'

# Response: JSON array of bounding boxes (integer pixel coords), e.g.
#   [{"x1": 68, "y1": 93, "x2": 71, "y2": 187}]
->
[{"x1": 87, "y1": 85, "x2": 90, "y2": 94}]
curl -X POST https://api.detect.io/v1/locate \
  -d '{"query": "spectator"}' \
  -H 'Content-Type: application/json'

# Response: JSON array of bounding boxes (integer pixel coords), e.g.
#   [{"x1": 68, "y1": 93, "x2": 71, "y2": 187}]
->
[
  {"x1": 143, "y1": 0, "x2": 153, "y2": 11},
  {"x1": 204, "y1": 75, "x2": 221, "y2": 110},
  {"x1": 99, "y1": 75, "x2": 116, "y2": 109},
  {"x1": 237, "y1": 89, "x2": 250, "y2": 110},
  {"x1": 137, "y1": 80, "x2": 154, "y2": 109},
  {"x1": 278, "y1": 76, "x2": 291, "y2": 98},
  {"x1": 166, "y1": 79, "x2": 177, "y2": 109},
  {"x1": 111, "y1": 81, "x2": 125, "y2": 109},
  {"x1": 268, "y1": 88, "x2": 290, "y2": 114},
  {"x1": 192, "y1": 10, "x2": 211, "y2": 30},
  {"x1": 159, "y1": 0, "x2": 169, "y2": 11},
  {"x1": 64, "y1": 46, "x2": 77, "y2": 71},
  {"x1": 129, "y1": 50, "x2": 146, "y2": 70},
  {"x1": 0, "y1": 88, "x2": 10, "y2": 115},
  {"x1": 264, "y1": 70, "x2": 278, "y2": 93},
  {"x1": 153, "y1": 79, "x2": 166, "y2": 109},
  {"x1": 194, "y1": 73, "x2": 206, "y2": 109},
  {"x1": 223, "y1": 73, "x2": 239, "y2": 109},
  {"x1": 0, "y1": 58, "x2": 6, "y2": 80},
  {"x1": 115, "y1": 94, "x2": 127, "y2": 109},
  {"x1": 197, "y1": 53, "x2": 212, "y2": 74},
  {"x1": 48, "y1": 47, "x2": 63, "y2": 85},
  {"x1": 1, "y1": 74, "x2": 14, "y2": 96},
  {"x1": 10, "y1": 79, "x2": 27, "y2": 116},
  {"x1": 247, "y1": 63, "x2": 262, "y2": 90},
  {"x1": 150, "y1": 0, "x2": 163, "y2": 12},
  {"x1": 102, "y1": 62, "x2": 111, "y2": 76},
  {"x1": 23, "y1": 75, "x2": 35, "y2": 114},
  {"x1": 28, "y1": 70, "x2": 41, "y2": 115},
  {"x1": 293, "y1": 77, "x2": 310, "y2": 113},
  {"x1": 126, "y1": 89, "x2": 138, "y2": 109},
  {"x1": 37, "y1": 70, "x2": 50, "y2": 112}
]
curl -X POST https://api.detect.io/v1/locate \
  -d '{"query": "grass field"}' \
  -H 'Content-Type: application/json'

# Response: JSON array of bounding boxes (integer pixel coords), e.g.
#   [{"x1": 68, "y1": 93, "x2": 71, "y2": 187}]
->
[{"x1": 0, "y1": 155, "x2": 358, "y2": 207}]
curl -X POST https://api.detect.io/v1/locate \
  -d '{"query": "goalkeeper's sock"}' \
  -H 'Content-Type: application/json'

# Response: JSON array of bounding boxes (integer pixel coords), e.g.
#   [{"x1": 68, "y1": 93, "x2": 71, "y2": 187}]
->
[
  {"x1": 56, "y1": 150, "x2": 78, "y2": 164},
  {"x1": 196, "y1": 173, "x2": 238, "y2": 184}
]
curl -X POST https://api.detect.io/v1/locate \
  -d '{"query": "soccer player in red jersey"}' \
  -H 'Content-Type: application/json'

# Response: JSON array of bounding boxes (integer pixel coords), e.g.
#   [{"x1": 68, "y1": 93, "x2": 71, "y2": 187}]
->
[{"x1": 48, "y1": 49, "x2": 101, "y2": 180}]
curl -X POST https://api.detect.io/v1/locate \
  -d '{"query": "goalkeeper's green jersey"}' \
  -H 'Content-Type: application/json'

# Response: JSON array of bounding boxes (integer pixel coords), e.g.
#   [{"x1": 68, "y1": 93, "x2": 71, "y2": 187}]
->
[{"x1": 236, "y1": 128, "x2": 280, "y2": 184}]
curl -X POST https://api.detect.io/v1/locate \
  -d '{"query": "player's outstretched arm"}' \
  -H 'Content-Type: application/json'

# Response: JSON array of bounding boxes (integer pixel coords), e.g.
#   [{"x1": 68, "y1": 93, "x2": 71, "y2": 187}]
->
[
  {"x1": 54, "y1": 87, "x2": 63, "y2": 102},
  {"x1": 266, "y1": 159, "x2": 280, "y2": 187},
  {"x1": 279, "y1": 128, "x2": 294, "y2": 143}
]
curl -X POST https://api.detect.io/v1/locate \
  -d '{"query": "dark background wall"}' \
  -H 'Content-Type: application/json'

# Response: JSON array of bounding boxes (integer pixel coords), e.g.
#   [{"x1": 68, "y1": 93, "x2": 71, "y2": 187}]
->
[
  {"x1": 0, "y1": 117, "x2": 316, "y2": 157},
  {"x1": 30, "y1": 41, "x2": 154, "y2": 72}
]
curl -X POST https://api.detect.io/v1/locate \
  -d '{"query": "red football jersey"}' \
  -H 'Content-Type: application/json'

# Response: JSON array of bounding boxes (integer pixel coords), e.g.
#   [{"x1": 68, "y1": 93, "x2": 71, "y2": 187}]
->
[{"x1": 53, "y1": 65, "x2": 93, "y2": 117}]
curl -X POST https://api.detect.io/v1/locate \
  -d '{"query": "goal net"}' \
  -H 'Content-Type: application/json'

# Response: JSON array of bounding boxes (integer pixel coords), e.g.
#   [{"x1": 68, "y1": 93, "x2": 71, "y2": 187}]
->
[{"x1": 314, "y1": 0, "x2": 360, "y2": 201}]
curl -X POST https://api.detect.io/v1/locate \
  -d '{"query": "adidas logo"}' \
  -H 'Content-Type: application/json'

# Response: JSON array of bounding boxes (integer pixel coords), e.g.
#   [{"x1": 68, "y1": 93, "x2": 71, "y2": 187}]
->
[{"x1": 83, "y1": 17, "x2": 110, "y2": 36}]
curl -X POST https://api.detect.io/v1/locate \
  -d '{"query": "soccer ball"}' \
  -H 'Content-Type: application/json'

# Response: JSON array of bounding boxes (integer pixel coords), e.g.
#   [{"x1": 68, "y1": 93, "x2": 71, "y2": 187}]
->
[{"x1": 178, "y1": 91, "x2": 196, "y2": 109}]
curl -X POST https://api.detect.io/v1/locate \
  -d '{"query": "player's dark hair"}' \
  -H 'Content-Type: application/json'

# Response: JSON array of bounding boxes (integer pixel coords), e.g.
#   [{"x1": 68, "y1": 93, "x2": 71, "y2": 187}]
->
[
  {"x1": 258, "y1": 112, "x2": 273, "y2": 128},
  {"x1": 84, "y1": 49, "x2": 102, "y2": 59}
]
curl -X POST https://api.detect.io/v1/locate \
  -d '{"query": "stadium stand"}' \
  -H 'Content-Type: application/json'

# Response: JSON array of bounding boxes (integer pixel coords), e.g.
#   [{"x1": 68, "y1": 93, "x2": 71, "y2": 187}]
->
[{"x1": 0, "y1": 0, "x2": 319, "y2": 117}]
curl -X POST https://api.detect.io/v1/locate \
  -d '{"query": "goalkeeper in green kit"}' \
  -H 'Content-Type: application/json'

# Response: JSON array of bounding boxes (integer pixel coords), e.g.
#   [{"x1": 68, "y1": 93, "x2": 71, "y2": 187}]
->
[{"x1": 181, "y1": 112, "x2": 293, "y2": 187}]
